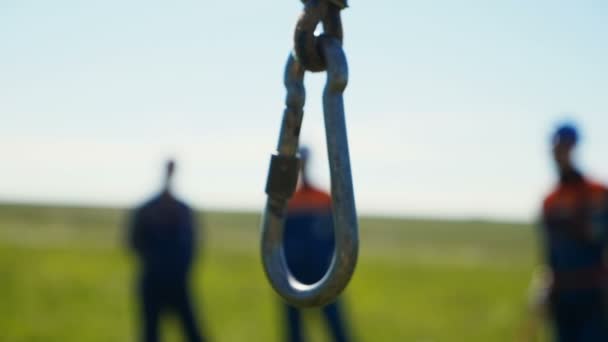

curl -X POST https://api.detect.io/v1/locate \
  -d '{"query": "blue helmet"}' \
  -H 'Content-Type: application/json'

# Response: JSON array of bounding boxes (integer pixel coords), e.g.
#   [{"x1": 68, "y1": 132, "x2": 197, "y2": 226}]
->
[
  {"x1": 298, "y1": 146, "x2": 311, "y2": 162},
  {"x1": 552, "y1": 123, "x2": 579, "y2": 147}
]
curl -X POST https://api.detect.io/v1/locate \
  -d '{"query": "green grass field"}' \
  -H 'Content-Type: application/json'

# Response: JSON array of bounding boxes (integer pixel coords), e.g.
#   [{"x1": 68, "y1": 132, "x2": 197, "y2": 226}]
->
[{"x1": 0, "y1": 203, "x2": 542, "y2": 341}]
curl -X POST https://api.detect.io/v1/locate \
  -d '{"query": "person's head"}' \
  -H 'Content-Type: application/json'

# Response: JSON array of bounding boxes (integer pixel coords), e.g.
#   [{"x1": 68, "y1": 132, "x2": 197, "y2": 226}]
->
[
  {"x1": 298, "y1": 146, "x2": 311, "y2": 186},
  {"x1": 163, "y1": 159, "x2": 176, "y2": 192},
  {"x1": 551, "y1": 123, "x2": 579, "y2": 174}
]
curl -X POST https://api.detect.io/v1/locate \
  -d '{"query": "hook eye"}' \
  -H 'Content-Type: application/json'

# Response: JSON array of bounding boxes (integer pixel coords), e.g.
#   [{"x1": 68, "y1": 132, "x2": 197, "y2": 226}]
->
[{"x1": 293, "y1": 0, "x2": 343, "y2": 72}]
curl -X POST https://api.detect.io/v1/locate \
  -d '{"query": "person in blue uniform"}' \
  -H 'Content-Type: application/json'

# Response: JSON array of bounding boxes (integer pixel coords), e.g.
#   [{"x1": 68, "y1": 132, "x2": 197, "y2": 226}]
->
[
  {"x1": 282, "y1": 147, "x2": 352, "y2": 342},
  {"x1": 541, "y1": 123, "x2": 608, "y2": 341},
  {"x1": 128, "y1": 160, "x2": 206, "y2": 342}
]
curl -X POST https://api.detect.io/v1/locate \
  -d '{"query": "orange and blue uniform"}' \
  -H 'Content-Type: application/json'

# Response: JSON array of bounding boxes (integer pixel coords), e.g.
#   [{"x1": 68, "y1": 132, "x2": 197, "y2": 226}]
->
[
  {"x1": 284, "y1": 184, "x2": 335, "y2": 284},
  {"x1": 282, "y1": 184, "x2": 351, "y2": 342},
  {"x1": 541, "y1": 170, "x2": 608, "y2": 341}
]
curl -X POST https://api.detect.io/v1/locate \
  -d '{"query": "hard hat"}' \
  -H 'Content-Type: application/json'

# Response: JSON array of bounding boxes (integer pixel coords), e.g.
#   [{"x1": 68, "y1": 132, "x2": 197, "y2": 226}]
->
[
  {"x1": 552, "y1": 123, "x2": 579, "y2": 147},
  {"x1": 298, "y1": 146, "x2": 311, "y2": 161}
]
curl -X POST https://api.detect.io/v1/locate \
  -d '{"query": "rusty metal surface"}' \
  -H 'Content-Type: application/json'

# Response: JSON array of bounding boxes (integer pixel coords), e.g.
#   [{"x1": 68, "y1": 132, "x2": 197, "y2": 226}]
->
[
  {"x1": 294, "y1": 0, "x2": 344, "y2": 72},
  {"x1": 261, "y1": 35, "x2": 358, "y2": 308},
  {"x1": 300, "y1": 0, "x2": 348, "y2": 9}
]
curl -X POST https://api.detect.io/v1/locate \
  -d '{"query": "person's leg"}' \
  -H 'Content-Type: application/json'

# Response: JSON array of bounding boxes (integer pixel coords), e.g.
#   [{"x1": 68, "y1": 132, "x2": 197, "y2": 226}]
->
[
  {"x1": 552, "y1": 321, "x2": 578, "y2": 342},
  {"x1": 173, "y1": 282, "x2": 205, "y2": 342},
  {"x1": 579, "y1": 310, "x2": 608, "y2": 341},
  {"x1": 578, "y1": 290, "x2": 608, "y2": 341},
  {"x1": 285, "y1": 304, "x2": 304, "y2": 342},
  {"x1": 322, "y1": 301, "x2": 350, "y2": 342},
  {"x1": 141, "y1": 280, "x2": 161, "y2": 342},
  {"x1": 550, "y1": 292, "x2": 584, "y2": 342}
]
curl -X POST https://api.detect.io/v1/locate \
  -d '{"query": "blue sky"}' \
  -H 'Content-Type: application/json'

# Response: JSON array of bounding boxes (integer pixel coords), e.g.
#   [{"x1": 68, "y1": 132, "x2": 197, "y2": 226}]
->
[{"x1": 1, "y1": 1, "x2": 607, "y2": 220}]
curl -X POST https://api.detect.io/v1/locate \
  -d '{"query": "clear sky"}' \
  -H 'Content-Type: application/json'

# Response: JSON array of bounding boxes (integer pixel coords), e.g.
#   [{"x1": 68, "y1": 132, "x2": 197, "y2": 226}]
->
[{"x1": 1, "y1": 1, "x2": 607, "y2": 221}]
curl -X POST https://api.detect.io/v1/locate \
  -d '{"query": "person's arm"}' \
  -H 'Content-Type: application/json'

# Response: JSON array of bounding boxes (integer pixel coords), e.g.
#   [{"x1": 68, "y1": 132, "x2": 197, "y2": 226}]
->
[
  {"x1": 600, "y1": 189, "x2": 608, "y2": 244},
  {"x1": 127, "y1": 209, "x2": 144, "y2": 256},
  {"x1": 518, "y1": 210, "x2": 553, "y2": 342},
  {"x1": 519, "y1": 267, "x2": 551, "y2": 342},
  {"x1": 191, "y1": 208, "x2": 202, "y2": 259},
  {"x1": 536, "y1": 202, "x2": 554, "y2": 297},
  {"x1": 539, "y1": 199, "x2": 555, "y2": 267},
  {"x1": 182, "y1": 206, "x2": 200, "y2": 264},
  {"x1": 585, "y1": 187, "x2": 608, "y2": 243}
]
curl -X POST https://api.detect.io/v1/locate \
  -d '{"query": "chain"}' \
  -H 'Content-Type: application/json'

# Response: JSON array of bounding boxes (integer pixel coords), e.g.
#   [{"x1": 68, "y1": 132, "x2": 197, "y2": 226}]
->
[{"x1": 260, "y1": 0, "x2": 358, "y2": 308}]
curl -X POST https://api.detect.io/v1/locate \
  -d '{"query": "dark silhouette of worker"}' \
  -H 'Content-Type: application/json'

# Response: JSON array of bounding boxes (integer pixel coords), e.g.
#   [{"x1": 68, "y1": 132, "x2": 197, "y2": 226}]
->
[
  {"x1": 282, "y1": 147, "x2": 352, "y2": 342},
  {"x1": 128, "y1": 160, "x2": 206, "y2": 342},
  {"x1": 540, "y1": 123, "x2": 608, "y2": 341}
]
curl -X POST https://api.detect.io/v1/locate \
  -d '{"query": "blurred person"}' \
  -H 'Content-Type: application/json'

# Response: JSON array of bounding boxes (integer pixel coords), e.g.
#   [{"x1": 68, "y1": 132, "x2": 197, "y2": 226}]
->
[
  {"x1": 539, "y1": 123, "x2": 608, "y2": 341},
  {"x1": 281, "y1": 146, "x2": 352, "y2": 342},
  {"x1": 128, "y1": 159, "x2": 206, "y2": 342}
]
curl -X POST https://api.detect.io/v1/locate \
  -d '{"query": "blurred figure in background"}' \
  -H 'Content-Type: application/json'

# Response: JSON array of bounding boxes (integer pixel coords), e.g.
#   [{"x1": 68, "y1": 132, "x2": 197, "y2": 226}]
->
[
  {"x1": 539, "y1": 123, "x2": 608, "y2": 341},
  {"x1": 281, "y1": 146, "x2": 352, "y2": 342},
  {"x1": 128, "y1": 160, "x2": 206, "y2": 342}
]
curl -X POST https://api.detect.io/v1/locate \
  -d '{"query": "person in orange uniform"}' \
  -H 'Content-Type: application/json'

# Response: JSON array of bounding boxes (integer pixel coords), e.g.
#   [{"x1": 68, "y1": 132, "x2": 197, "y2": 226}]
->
[
  {"x1": 282, "y1": 147, "x2": 352, "y2": 342},
  {"x1": 541, "y1": 123, "x2": 608, "y2": 341}
]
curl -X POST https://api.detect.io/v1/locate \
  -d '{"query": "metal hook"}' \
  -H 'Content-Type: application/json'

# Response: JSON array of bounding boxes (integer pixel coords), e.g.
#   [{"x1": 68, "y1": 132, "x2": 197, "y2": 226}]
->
[
  {"x1": 261, "y1": 36, "x2": 358, "y2": 308},
  {"x1": 294, "y1": 0, "x2": 344, "y2": 72}
]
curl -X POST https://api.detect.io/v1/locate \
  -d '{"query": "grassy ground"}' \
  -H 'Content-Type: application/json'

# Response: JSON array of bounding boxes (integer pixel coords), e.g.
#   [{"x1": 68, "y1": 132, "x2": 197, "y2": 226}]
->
[{"x1": 0, "y1": 203, "x2": 542, "y2": 341}]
